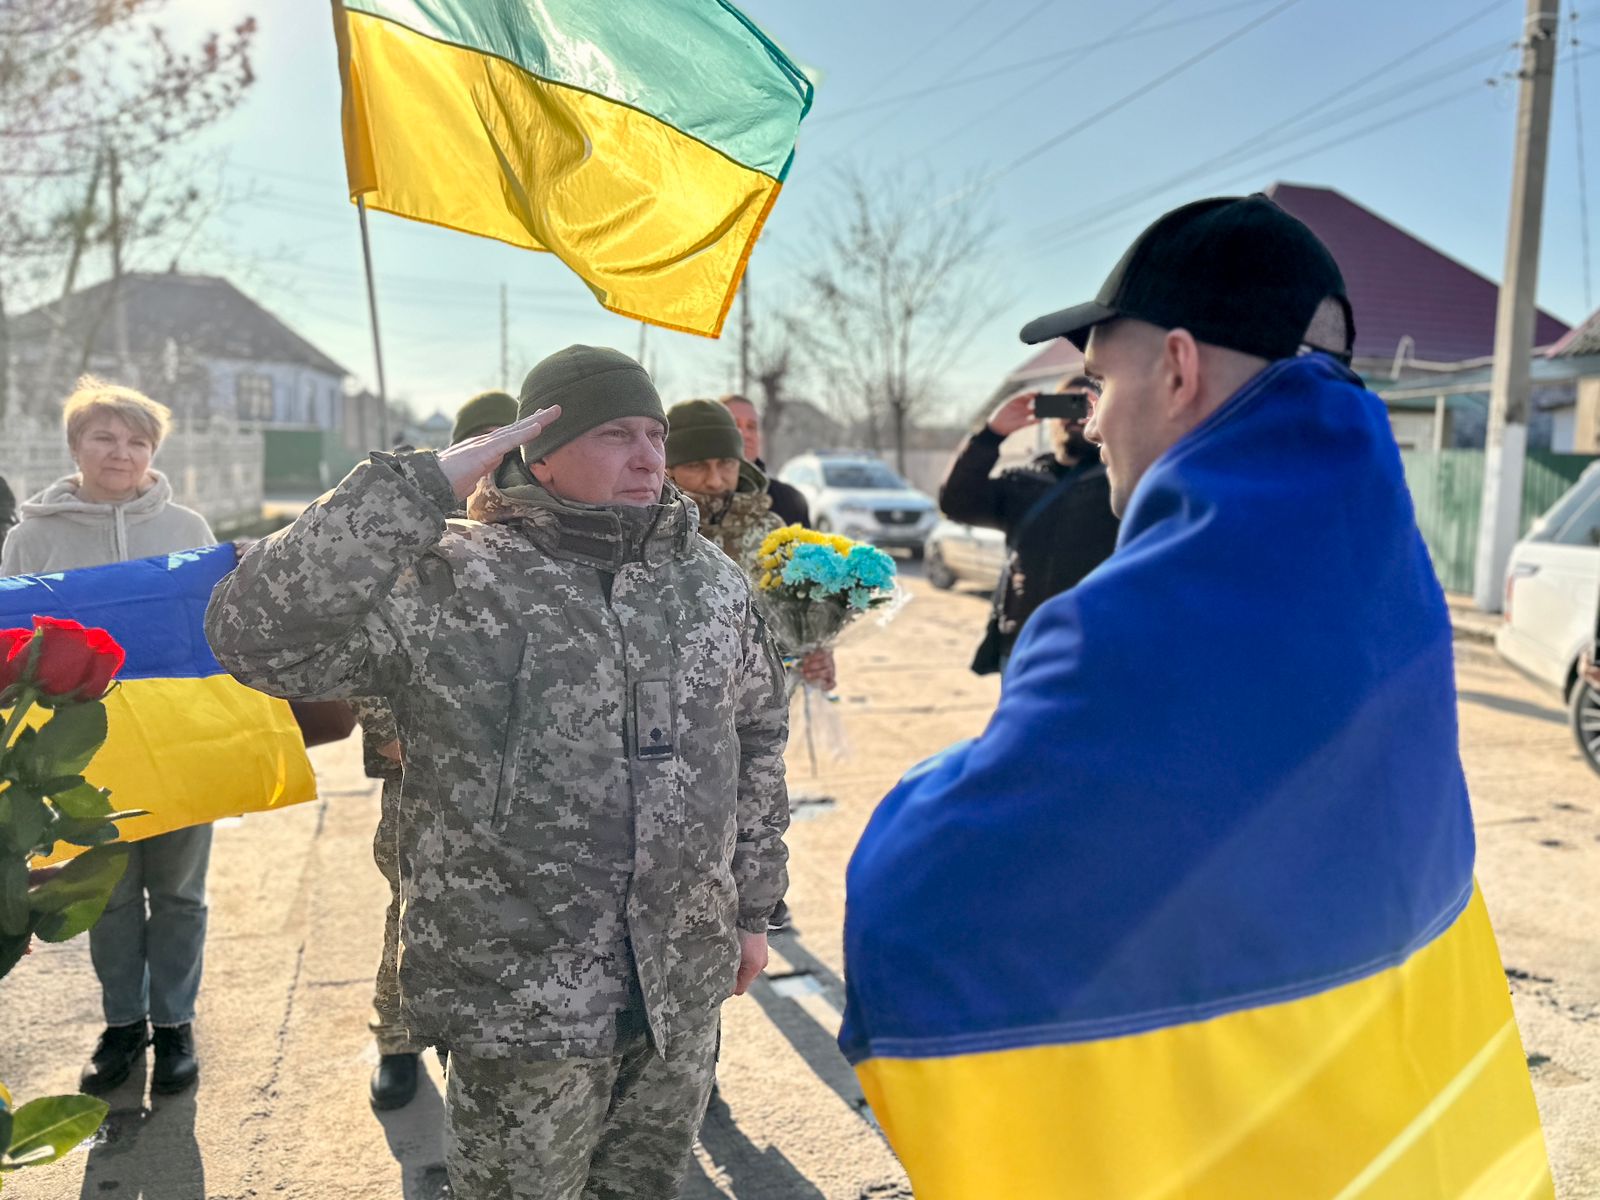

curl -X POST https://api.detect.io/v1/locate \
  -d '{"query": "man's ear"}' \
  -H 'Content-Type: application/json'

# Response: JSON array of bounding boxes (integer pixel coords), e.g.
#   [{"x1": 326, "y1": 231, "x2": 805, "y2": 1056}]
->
[{"x1": 1162, "y1": 328, "x2": 1203, "y2": 417}]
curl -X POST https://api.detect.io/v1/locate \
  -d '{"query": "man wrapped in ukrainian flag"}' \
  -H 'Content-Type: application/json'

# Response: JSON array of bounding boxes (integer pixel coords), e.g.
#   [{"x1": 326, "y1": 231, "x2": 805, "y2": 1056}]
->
[{"x1": 840, "y1": 195, "x2": 1554, "y2": 1199}]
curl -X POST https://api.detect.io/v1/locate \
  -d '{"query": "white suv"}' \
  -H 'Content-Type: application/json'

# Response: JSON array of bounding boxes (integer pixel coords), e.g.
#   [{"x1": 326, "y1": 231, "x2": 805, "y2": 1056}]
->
[
  {"x1": 777, "y1": 453, "x2": 937, "y2": 554},
  {"x1": 1497, "y1": 462, "x2": 1600, "y2": 699}
]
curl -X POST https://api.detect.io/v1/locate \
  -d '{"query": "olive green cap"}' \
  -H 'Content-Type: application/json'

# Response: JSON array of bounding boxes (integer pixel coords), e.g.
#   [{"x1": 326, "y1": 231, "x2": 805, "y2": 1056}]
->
[
  {"x1": 518, "y1": 345, "x2": 666, "y2": 463},
  {"x1": 665, "y1": 399, "x2": 744, "y2": 468},
  {"x1": 450, "y1": 390, "x2": 518, "y2": 445}
]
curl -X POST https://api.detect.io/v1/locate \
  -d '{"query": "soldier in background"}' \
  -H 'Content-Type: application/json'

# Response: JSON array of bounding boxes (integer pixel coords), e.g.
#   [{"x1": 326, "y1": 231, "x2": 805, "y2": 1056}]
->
[
  {"x1": 207, "y1": 347, "x2": 790, "y2": 1199},
  {"x1": 720, "y1": 394, "x2": 810, "y2": 527},
  {"x1": 356, "y1": 389, "x2": 519, "y2": 1111}
]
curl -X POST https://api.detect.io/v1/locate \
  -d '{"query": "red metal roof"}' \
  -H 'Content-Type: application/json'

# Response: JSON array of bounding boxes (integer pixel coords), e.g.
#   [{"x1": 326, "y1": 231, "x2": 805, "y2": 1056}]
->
[
  {"x1": 1000, "y1": 337, "x2": 1084, "y2": 387},
  {"x1": 1265, "y1": 183, "x2": 1569, "y2": 363}
]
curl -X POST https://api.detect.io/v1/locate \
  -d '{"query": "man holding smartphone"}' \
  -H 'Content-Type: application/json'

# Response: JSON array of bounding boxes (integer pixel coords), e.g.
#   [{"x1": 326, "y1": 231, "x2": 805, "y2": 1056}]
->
[{"x1": 938, "y1": 375, "x2": 1120, "y2": 674}]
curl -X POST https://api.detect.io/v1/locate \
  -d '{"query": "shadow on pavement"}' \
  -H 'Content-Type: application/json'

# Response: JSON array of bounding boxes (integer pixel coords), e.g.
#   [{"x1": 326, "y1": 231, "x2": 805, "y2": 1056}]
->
[
  {"x1": 79, "y1": 1065, "x2": 204, "y2": 1199},
  {"x1": 373, "y1": 1055, "x2": 452, "y2": 1200},
  {"x1": 1458, "y1": 690, "x2": 1566, "y2": 726},
  {"x1": 684, "y1": 1090, "x2": 825, "y2": 1199}
]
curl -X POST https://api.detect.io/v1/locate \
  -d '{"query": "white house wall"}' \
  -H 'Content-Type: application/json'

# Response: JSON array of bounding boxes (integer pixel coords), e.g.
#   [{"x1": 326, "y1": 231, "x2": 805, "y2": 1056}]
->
[{"x1": 204, "y1": 357, "x2": 344, "y2": 429}]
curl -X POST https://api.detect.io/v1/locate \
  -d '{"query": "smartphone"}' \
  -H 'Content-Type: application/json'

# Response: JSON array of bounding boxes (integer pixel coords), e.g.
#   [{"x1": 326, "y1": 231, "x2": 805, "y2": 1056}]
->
[{"x1": 1034, "y1": 391, "x2": 1091, "y2": 422}]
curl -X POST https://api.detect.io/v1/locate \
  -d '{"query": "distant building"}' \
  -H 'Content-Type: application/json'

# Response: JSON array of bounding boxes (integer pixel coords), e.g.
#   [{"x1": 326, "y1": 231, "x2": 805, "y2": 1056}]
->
[{"x1": 9, "y1": 270, "x2": 350, "y2": 430}]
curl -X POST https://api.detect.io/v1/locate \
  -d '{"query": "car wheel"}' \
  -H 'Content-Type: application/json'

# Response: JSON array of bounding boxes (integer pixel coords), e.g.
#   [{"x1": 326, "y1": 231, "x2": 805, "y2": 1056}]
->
[
  {"x1": 925, "y1": 545, "x2": 956, "y2": 589},
  {"x1": 815, "y1": 516, "x2": 832, "y2": 533},
  {"x1": 1568, "y1": 681, "x2": 1600, "y2": 778},
  {"x1": 906, "y1": 545, "x2": 925, "y2": 561}
]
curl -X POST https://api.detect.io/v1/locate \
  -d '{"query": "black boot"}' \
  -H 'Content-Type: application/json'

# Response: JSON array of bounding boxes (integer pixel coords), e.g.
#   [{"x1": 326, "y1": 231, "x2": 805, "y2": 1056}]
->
[
  {"x1": 151, "y1": 1024, "x2": 200, "y2": 1095},
  {"x1": 80, "y1": 1021, "x2": 149, "y2": 1095},
  {"x1": 370, "y1": 1052, "x2": 419, "y2": 1111}
]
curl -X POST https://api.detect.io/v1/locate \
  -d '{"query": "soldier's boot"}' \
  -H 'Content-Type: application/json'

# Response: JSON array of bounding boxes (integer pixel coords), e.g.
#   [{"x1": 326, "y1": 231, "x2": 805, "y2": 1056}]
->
[
  {"x1": 79, "y1": 1020, "x2": 149, "y2": 1095},
  {"x1": 151, "y1": 1024, "x2": 200, "y2": 1095},
  {"x1": 371, "y1": 1052, "x2": 419, "y2": 1110}
]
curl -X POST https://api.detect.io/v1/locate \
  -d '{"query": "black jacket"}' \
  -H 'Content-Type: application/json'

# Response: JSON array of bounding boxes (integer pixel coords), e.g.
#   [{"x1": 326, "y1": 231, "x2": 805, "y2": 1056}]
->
[
  {"x1": 757, "y1": 459, "x2": 810, "y2": 528},
  {"x1": 939, "y1": 427, "x2": 1120, "y2": 674}
]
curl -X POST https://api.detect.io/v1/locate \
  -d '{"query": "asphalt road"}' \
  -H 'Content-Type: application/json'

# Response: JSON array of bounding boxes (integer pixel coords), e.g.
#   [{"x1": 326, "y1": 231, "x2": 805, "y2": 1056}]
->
[{"x1": 1, "y1": 573, "x2": 1596, "y2": 1198}]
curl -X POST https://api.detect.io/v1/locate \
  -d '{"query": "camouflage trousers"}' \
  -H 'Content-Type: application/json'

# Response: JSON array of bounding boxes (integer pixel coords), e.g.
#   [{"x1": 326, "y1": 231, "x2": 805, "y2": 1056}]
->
[
  {"x1": 369, "y1": 775, "x2": 423, "y2": 1056},
  {"x1": 444, "y1": 1007, "x2": 719, "y2": 1200}
]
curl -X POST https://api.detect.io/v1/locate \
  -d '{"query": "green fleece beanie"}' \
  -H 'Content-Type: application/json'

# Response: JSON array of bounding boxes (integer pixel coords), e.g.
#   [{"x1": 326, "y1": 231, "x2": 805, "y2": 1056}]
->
[
  {"x1": 451, "y1": 390, "x2": 518, "y2": 445},
  {"x1": 665, "y1": 399, "x2": 744, "y2": 467},
  {"x1": 518, "y1": 345, "x2": 666, "y2": 463}
]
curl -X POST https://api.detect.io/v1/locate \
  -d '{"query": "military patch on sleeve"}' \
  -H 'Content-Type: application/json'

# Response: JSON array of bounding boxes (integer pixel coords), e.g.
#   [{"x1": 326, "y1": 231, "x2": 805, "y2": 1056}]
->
[{"x1": 634, "y1": 679, "x2": 676, "y2": 760}]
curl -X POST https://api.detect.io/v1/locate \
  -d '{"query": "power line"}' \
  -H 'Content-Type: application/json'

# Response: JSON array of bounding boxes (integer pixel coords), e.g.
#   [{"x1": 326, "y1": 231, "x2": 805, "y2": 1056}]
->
[
  {"x1": 896, "y1": 0, "x2": 1183, "y2": 167},
  {"x1": 1029, "y1": 20, "x2": 1511, "y2": 246},
  {"x1": 820, "y1": 0, "x2": 1000, "y2": 118},
  {"x1": 945, "y1": 0, "x2": 1306, "y2": 204},
  {"x1": 807, "y1": 0, "x2": 1272, "y2": 127},
  {"x1": 1033, "y1": 41, "x2": 1600, "y2": 259}
]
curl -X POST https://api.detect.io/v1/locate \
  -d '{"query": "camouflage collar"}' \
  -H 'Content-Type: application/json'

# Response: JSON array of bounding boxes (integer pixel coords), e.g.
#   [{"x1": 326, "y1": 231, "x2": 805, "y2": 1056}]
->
[{"x1": 467, "y1": 471, "x2": 697, "y2": 571}]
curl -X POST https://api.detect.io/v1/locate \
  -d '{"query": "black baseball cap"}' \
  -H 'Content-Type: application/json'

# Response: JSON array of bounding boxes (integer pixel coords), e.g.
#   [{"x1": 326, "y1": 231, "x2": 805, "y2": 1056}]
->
[{"x1": 1020, "y1": 194, "x2": 1351, "y2": 360}]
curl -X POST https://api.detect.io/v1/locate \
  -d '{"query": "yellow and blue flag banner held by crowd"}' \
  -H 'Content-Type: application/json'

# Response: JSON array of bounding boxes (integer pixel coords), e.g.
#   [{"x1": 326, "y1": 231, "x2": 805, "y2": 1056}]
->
[
  {"x1": 839, "y1": 356, "x2": 1553, "y2": 1199},
  {"x1": 1, "y1": 544, "x2": 316, "y2": 865},
  {"x1": 331, "y1": 0, "x2": 813, "y2": 337}
]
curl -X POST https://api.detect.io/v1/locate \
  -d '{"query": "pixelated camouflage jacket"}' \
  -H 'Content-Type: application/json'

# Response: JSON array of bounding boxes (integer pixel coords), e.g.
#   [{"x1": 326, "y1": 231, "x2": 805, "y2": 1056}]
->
[
  {"x1": 681, "y1": 479, "x2": 782, "y2": 577},
  {"x1": 205, "y1": 451, "x2": 791, "y2": 1060}
]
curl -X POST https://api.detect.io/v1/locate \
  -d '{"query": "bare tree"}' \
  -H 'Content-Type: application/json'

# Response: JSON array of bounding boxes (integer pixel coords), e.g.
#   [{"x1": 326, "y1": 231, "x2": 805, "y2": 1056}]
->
[
  {"x1": 0, "y1": 0, "x2": 257, "y2": 417},
  {"x1": 792, "y1": 166, "x2": 1004, "y2": 474}
]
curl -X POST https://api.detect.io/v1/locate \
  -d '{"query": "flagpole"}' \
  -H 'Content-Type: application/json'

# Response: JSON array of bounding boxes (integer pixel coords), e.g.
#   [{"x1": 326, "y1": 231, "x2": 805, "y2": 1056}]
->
[{"x1": 356, "y1": 197, "x2": 390, "y2": 451}]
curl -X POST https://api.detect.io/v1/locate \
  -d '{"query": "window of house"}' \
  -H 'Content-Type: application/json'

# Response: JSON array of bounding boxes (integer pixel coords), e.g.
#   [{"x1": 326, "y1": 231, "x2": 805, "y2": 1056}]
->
[{"x1": 237, "y1": 373, "x2": 274, "y2": 422}]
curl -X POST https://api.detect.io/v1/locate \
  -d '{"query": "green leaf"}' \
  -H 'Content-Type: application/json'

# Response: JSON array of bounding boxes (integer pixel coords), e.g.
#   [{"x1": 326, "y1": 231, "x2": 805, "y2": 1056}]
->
[
  {"x1": 24, "y1": 702, "x2": 107, "y2": 781},
  {"x1": 1, "y1": 1094, "x2": 106, "y2": 1169},
  {"x1": 0, "y1": 932, "x2": 29, "y2": 983},
  {"x1": 0, "y1": 860, "x2": 27, "y2": 939},
  {"x1": 47, "y1": 783, "x2": 111, "y2": 822},
  {"x1": 28, "y1": 846, "x2": 127, "y2": 943},
  {"x1": 51, "y1": 819, "x2": 118, "y2": 849},
  {"x1": 0, "y1": 790, "x2": 48, "y2": 859},
  {"x1": 35, "y1": 776, "x2": 86, "y2": 799},
  {"x1": 0, "y1": 1110, "x2": 9, "y2": 1170}
]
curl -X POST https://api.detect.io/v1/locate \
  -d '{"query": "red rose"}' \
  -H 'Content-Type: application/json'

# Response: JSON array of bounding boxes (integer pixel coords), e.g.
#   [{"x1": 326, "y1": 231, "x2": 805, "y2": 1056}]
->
[
  {"x1": 29, "y1": 617, "x2": 126, "y2": 703},
  {"x1": 1, "y1": 627, "x2": 33, "y2": 697}
]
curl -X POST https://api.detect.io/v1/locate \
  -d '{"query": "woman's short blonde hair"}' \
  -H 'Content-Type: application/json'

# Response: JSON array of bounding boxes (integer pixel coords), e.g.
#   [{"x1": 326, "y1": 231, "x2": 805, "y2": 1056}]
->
[{"x1": 62, "y1": 376, "x2": 172, "y2": 451}]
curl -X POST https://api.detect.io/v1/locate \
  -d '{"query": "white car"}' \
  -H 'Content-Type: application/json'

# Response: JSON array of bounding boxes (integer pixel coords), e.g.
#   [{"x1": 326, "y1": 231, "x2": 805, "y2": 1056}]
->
[
  {"x1": 924, "y1": 519, "x2": 1006, "y2": 590},
  {"x1": 1496, "y1": 462, "x2": 1600, "y2": 772},
  {"x1": 777, "y1": 453, "x2": 937, "y2": 554}
]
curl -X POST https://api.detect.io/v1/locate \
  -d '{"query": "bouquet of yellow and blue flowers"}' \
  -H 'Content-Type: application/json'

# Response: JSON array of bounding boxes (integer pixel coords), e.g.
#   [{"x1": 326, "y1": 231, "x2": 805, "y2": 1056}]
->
[
  {"x1": 753, "y1": 527, "x2": 899, "y2": 656},
  {"x1": 752, "y1": 527, "x2": 902, "y2": 774}
]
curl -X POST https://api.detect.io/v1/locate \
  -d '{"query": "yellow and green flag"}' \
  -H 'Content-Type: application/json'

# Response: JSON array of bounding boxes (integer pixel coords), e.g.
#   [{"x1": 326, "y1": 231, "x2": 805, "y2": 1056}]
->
[{"x1": 331, "y1": 0, "x2": 813, "y2": 337}]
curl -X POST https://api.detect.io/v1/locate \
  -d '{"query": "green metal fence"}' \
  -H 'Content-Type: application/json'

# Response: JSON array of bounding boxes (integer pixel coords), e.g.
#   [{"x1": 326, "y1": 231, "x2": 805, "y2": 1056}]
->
[{"x1": 1400, "y1": 450, "x2": 1597, "y2": 592}]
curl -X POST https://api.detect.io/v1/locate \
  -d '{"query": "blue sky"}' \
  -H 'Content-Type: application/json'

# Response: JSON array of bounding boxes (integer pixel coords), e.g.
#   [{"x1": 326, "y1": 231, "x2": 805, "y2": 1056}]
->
[{"x1": 153, "y1": 0, "x2": 1598, "y2": 423}]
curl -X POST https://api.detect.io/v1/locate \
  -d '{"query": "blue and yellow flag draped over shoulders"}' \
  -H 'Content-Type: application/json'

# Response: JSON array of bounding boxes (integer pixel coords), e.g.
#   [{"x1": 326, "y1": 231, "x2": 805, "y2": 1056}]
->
[
  {"x1": 840, "y1": 356, "x2": 1552, "y2": 1199},
  {"x1": 2, "y1": 545, "x2": 316, "y2": 864},
  {"x1": 331, "y1": 0, "x2": 813, "y2": 337}
]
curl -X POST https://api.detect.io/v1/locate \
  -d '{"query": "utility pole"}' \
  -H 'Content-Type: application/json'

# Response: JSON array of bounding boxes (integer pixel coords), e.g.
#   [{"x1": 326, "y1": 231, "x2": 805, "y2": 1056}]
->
[
  {"x1": 637, "y1": 320, "x2": 648, "y2": 368},
  {"x1": 500, "y1": 282, "x2": 509, "y2": 387},
  {"x1": 738, "y1": 270, "x2": 752, "y2": 396},
  {"x1": 1474, "y1": 0, "x2": 1560, "y2": 610}
]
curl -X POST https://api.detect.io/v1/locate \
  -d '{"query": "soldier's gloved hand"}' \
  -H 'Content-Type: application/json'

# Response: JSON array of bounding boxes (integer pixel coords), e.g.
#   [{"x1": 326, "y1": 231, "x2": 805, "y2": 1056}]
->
[
  {"x1": 437, "y1": 405, "x2": 563, "y2": 500},
  {"x1": 733, "y1": 931, "x2": 768, "y2": 996}
]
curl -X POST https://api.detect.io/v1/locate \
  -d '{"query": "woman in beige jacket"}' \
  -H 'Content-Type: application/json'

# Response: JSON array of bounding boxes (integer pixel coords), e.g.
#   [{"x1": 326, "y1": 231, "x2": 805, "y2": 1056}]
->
[{"x1": 2, "y1": 376, "x2": 215, "y2": 1098}]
